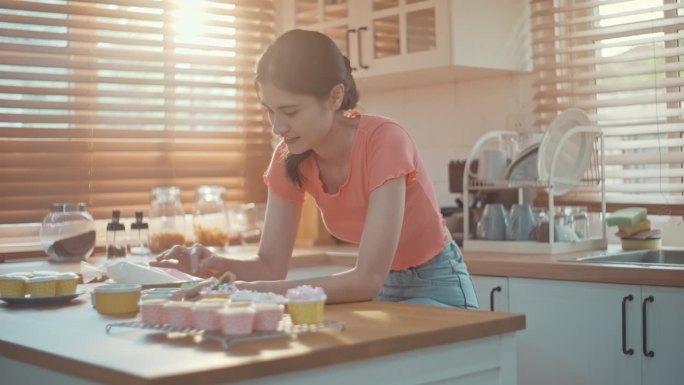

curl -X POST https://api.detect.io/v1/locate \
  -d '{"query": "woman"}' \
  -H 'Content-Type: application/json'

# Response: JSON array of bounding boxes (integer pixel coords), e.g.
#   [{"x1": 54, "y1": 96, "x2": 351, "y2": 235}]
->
[{"x1": 151, "y1": 29, "x2": 478, "y2": 309}]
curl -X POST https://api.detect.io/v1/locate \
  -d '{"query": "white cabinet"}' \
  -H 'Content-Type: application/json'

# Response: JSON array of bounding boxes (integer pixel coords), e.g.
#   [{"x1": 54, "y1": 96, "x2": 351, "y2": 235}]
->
[
  {"x1": 472, "y1": 275, "x2": 509, "y2": 312},
  {"x1": 278, "y1": 0, "x2": 531, "y2": 91},
  {"x1": 641, "y1": 285, "x2": 684, "y2": 385},
  {"x1": 508, "y1": 278, "x2": 684, "y2": 385}
]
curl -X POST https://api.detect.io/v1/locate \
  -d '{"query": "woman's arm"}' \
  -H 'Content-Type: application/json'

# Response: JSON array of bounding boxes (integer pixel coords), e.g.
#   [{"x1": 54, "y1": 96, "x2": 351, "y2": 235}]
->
[
  {"x1": 240, "y1": 175, "x2": 406, "y2": 303},
  {"x1": 150, "y1": 191, "x2": 302, "y2": 281}
]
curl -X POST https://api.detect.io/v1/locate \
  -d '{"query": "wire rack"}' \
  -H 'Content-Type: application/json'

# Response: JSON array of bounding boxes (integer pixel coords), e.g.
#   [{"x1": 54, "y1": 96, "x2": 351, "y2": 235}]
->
[{"x1": 106, "y1": 315, "x2": 345, "y2": 349}]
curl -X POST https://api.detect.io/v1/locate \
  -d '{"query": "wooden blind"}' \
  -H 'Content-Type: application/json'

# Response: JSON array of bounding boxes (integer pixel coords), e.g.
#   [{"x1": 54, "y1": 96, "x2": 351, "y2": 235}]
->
[
  {"x1": 0, "y1": 0, "x2": 275, "y2": 224},
  {"x1": 531, "y1": 0, "x2": 684, "y2": 214}
]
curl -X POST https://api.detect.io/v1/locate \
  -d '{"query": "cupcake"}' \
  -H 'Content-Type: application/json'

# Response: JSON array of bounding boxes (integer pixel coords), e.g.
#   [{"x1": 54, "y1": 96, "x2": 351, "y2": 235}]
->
[
  {"x1": 55, "y1": 272, "x2": 79, "y2": 296},
  {"x1": 192, "y1": 299, "x2": 226, "y2": 331},
  {"x1": 217, "y1": 306, "x2": 256, "y2": 335},
  {"x1": 162, "y1": 301, "x2": 195, "y2": 329},
  {"x1": 0, "y1": 275, "x2": 28, "y2": 298},
  {"x1": 199, "y1": 283, "x2": 236, "y2": 300},
  {"x1": 285, "y1": 285, "x2": 327, "y2": 325},
  {"x1": 140, "y1": 299, "x2": 168, "y2": 326},
  {"x1": 252, "y1": 303, "x2": 284, "y2": 332},
  {"x1": 26, "y1": 275, "x2": 57, "y2": 298}
]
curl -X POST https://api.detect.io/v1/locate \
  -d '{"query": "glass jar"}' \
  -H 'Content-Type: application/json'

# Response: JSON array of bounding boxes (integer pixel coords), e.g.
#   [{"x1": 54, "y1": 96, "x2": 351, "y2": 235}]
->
[
  {"x1": 149, "y1": 187, "x2": 186, "y2": 254},
  {"x1": 40, "y1": 203, "x2": 96, "y2": 261},
  {"x1": 193, "y1": 185, "x2": 229, "y2": 248}
]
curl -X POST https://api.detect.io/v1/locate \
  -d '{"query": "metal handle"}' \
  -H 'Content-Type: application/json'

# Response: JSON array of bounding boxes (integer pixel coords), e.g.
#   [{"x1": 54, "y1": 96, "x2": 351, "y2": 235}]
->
[
  {"x1": 490, "y1": 286, "x2": 502, "y2": 311},
  {"x1": 621, "y1": 295, "x2": 634, "y2": 355},
  {"x1": 642, "y1": 296, "x2": 655, "y2": 357},
  {"x1": 357, "y1": 26, "x2": 369, "y2": 69},
  {"x1": 345, "y1": 28, "x2": 357, "y2": 71}
]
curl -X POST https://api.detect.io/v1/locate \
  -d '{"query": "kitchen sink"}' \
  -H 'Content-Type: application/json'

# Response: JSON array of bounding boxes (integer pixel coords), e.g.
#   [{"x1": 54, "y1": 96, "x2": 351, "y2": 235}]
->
[{"x1": 565, "y1": 249, "x2": 684, "y2": 267}]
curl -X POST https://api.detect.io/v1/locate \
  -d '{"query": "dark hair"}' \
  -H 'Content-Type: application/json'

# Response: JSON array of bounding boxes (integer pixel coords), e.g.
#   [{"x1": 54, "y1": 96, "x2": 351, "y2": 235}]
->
[{"x1": 256, "y1": 29, "x2": 359, "y2": 187}]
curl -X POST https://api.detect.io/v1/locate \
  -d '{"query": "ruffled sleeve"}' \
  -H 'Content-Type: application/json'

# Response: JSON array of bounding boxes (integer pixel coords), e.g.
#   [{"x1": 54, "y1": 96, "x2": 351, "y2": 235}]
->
[
  {"x1": 366, "y1": 122, "x2": 418, "y2": 192},
  {"x1": 263, "y1": 141, "x2": 306, "y2": 204}
]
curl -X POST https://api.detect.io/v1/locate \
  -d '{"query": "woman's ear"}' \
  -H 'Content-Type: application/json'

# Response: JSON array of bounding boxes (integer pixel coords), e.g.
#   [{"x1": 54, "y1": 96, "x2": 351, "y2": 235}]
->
[{"x1": 328, "y1": 83, "x2": 345, "y2": 110}]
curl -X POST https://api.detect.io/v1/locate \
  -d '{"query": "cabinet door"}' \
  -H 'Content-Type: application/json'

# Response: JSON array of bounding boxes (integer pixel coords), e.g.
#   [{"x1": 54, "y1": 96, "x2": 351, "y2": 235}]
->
[
  {"x1": 471, "y1": 275, "x2": 509, "y2": 312},
  {"x1": 282, "y1": 0, "x2": 356, "y2": 63},
  {"x1": 355, "y1": 0, "x2": 450, "y2": 78},
  {"x1": 641, "y1": 286, "x2": 684, "y2": 385},
  {"x1": 509, "y1": 278, "x2": 641, "y2": 385}
]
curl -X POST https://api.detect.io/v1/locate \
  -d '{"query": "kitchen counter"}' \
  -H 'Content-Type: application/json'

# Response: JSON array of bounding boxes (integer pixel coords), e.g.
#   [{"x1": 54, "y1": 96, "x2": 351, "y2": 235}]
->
[{"x1": 0, "y1": 256, "x2": 525, "y2": 385}]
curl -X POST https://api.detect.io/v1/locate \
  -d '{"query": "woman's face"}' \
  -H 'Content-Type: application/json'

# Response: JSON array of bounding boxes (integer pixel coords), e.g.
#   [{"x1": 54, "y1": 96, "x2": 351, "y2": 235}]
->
[{"x1": 258, "y1": 82, "x2": 336, "y2": 155}]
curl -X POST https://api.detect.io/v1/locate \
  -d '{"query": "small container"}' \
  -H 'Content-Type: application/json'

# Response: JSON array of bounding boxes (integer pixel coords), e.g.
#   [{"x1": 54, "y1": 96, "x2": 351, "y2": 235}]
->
[
  {"x1": 93, "y1": 283, "x2": 142, "y2": 315},
  {"x1": 106, "y1": 210, "x2": 127, "y2": 259},
  {"x1": 40, "y1": 203, "x2": 96, "y2": 261},
  {"x1": 193, "y1": 186, "x2": 229, "y2": 248},
  {"x1": 129, "y1": 211, "x2": 150, "y2": 256},
  {"x1": 149, "y1": 187, "x2": 186, "y2": 254}
]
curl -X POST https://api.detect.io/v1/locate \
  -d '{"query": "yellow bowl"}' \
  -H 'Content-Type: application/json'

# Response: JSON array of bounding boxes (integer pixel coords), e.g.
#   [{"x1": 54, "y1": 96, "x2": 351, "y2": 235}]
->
[
  {"x1": 93, "y1": 284, "x2": 142, "y2": 315},
  {"x1": 0, "y1": 275, "x2": 28, "y2": 298}
]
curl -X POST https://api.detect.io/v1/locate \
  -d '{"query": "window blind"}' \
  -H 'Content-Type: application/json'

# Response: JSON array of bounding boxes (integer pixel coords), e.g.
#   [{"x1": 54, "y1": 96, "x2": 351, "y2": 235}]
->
[
  {"x1": 531, "y1": 0, "x2": 684, "y2": 215},
  {"x1": 0, "y1": 0, "x2": 275, "y2": 224}
]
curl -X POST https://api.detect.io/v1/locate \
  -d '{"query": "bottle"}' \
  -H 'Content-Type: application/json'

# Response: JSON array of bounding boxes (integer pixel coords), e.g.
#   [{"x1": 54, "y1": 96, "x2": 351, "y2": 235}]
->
[
  {"x1": 193, "y1": 185, "x2": 229, "y2": 249},
  {"x1": 106, "y1": 210, "x2": 127, "y2": 259},
  {"x1": 40, "y1": 202, "x2": 96, "y2": 261},
  {"x1": 149, "y1": 186, "x2": 186, "y2": 254},
  {"x1": 129, "y1": 211, "x2": 150, "y2": 256}
]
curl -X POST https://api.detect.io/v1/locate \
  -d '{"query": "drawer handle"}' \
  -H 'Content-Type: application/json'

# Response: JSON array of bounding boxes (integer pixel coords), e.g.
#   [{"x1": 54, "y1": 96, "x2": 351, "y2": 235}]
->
[
  {"x1": 490, "y1": 286, "x2": 502, "y2": 311},
  {"x1": 642, "y1": 296, "x2": 655, "y2": 357},
  {"x1": 621, "y1": 295, "x2": 634, "y2": 355}
]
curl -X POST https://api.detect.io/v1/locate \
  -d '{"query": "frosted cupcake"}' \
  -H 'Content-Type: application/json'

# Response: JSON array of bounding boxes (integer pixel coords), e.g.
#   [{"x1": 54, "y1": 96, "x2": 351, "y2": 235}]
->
[
  {"x1": 55, "y1": 272, "x2": 79, "y2": 296},
  {"x1": 140, "y1": 299, "x2": 168, "y2": 326},
  {"x1": 199, "y1": 283, "x2": 236, "y2": 300},
  {"x1": 285, "y1": 285, "x2": 327, "y2": 325},
  {"x1": 162, "y1": 301, "x2": 195, "y2": 329},
  {"x1": 229, "y1": 289, "x2": 259, "y2": 303},
  {"x1": 252, "y1": 303, "x2": 285, "y2": 331},
  {"x1": 217, "y1": 306, "x2": 256, "y2": 335},
  {"x1": 26, "y1": 275, "x2": 57, "y2": 298},
  {"x1": 192, "y1": 299, "x2": 226, "y2": 331},
  {"x1": 0, "y1": 275, "x2": 28, "y2": 298}
]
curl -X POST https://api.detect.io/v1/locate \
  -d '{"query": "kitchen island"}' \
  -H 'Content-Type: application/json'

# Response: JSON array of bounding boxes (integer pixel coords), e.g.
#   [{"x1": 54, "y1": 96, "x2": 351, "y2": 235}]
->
[{"x1": 0, "y1": 256, "x2": 525, "y2": 385}]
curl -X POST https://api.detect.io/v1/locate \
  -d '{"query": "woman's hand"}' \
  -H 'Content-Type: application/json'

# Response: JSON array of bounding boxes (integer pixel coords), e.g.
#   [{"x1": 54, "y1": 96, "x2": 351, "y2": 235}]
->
[{"x1": 149, "y1": 243, "x2": 219, "y2": 277}]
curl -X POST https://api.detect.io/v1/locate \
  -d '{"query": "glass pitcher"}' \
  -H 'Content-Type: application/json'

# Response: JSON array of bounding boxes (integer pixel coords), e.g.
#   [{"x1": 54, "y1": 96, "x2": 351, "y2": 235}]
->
[
  {"x1": 40, "y1": 202, "x2": 96, "y2": 261},
  {"x1": 149, "y1": 187, "x2": 186, "y2": 254},
  {"x1": 193, "y1": 185, "x2": 229, "y2": 248}
]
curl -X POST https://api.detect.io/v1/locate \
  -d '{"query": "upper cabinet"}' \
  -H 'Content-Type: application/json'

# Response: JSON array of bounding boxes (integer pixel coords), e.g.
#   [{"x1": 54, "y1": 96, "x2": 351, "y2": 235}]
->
[{"x1": 278, "y1": 0, "x2": 532, "y2": 92}]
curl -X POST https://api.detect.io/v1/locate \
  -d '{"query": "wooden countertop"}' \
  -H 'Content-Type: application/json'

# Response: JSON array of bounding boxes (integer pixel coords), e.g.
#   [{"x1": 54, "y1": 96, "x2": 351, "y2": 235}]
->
[{"x1": 0, "y1": 292, "x2": 524, "y2": 385}]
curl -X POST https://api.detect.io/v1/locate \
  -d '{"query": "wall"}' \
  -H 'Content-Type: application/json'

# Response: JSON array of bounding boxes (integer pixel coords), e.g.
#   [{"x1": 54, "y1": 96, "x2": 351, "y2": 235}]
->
[{"x1": 357, "y1": 73, "x2": 536, "y2": 208}]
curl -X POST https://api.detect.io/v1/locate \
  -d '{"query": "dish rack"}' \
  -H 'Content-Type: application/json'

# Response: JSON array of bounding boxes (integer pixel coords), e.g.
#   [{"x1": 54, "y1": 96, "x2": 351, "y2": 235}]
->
[
  {"x1": 462, "y1": 127, "x2": 608, "y2": 254},
  {"x1": 106, "y1": 315, "x2": 345, "y2": 349}
]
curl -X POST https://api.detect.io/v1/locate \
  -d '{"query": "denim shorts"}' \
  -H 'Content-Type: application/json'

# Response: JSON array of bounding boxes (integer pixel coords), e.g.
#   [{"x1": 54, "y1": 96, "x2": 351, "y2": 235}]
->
[{"x1": 375, "y1": 241, "x2": 479, "y2": 309}]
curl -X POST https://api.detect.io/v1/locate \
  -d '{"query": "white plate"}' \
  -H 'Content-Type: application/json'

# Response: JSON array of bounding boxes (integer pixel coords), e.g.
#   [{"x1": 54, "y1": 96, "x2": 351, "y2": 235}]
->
[
  {"x1": 0, "y1": 290, "x2": 85, "y2": 306},
  {"x1": 505, "y1": 142, "x2": 539, "y2": 181},
  {"x1": 537, "y1": 109, "x2": 593, "y2": 195}
]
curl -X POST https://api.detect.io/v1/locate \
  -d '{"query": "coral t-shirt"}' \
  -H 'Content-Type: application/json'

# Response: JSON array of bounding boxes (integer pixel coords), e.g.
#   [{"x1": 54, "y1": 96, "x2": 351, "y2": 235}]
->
[{"x1": 263, "y1": 114, "x2": 448, "y2": 270}]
